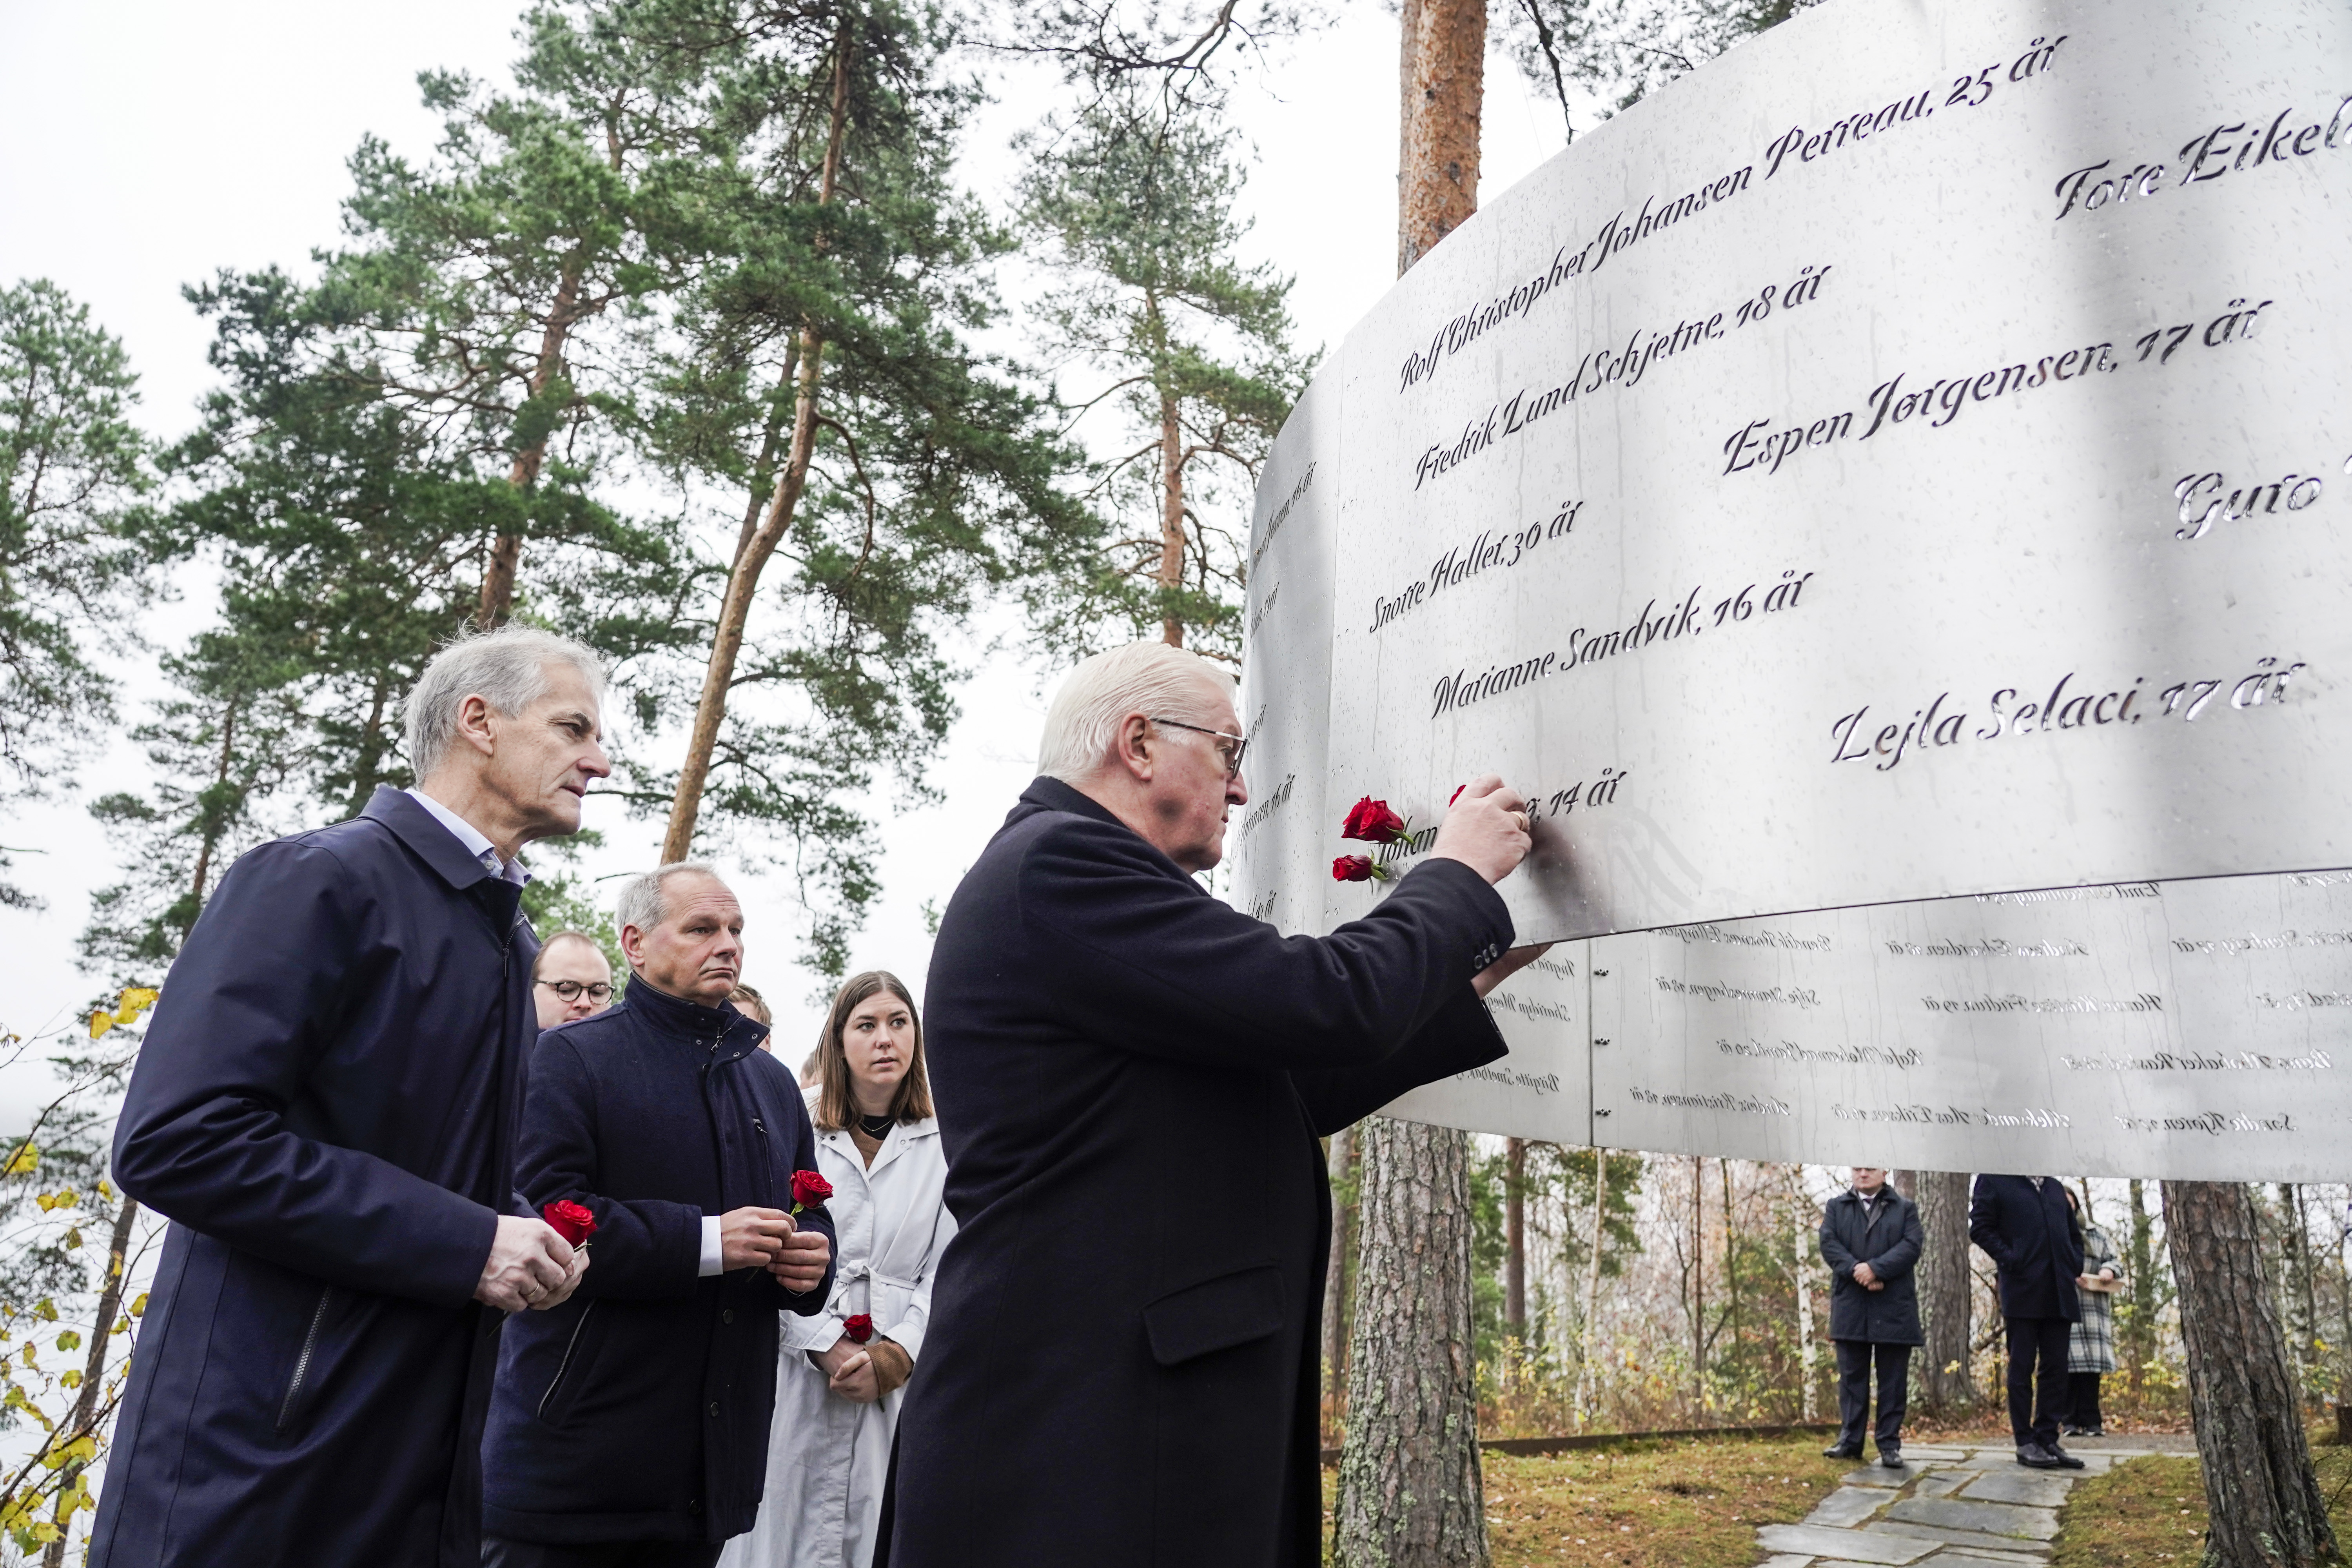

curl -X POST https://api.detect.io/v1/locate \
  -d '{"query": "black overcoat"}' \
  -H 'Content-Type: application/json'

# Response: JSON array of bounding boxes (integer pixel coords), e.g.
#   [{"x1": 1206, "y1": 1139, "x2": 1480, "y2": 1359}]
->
[
  {"x1": 480, "y1": 984, "x2": 835, "y2": 1545},
  {"x1": 93, "y1": 787, "x2": 535, "y2": 1568},
  {"x1": 1969, "y1": 1174, "x2": 2084, "y2": 1320},
  {"x1": 1819, "y1": 1189, "x2": 1924, "y2": 1344},
  {"x1": 884, "y1": 778, "x2": 1514, "y2": 1568}
]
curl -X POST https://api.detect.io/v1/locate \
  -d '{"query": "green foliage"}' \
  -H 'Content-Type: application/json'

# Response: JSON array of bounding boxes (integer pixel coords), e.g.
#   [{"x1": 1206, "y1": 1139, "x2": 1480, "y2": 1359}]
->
[
  {"x1": 1015, "y1": 85, "x2": 1309, "y2": 661},
  {"x1": 1470, "y1": 1142, "x2": 1644, "y2": 1370},
  {"x1": 0, "y1": 280, "x2": 162, "y2": 910},
  {"x1": 519, "y1": 830, "x2": 626, "y2": 980}
]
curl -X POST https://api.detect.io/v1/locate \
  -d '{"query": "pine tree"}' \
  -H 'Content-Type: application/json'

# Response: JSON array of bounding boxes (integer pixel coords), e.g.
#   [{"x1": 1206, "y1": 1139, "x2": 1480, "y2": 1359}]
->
[
  {"x1": 1017, "y1": 87, "x2": 1309, "y2": 659},
  {"x1": 641, "y1": 0, "x2": 1092, "y2": 975},
  {"x1": 0, "y1": 281, "x2": 159, "y2": 907}
]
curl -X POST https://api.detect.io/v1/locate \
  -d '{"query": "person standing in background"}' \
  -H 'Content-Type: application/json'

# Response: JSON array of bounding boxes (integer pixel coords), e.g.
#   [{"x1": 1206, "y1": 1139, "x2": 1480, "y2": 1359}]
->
[
  {"x1": 722, "y1": 971, "x2": 955, "y2": 1568},
  {"x1": 1818, "y1": 1167, "x2": 1924, "y2": 1468},
  {"x1": 730, "y1": 984, "x2": 773, "y2": 1030},
  {"x1": 481, "y1": 863, "x2": 834, "y2": 1566},
  {"x1": 534, "y1": 931, "x2": 615, "y2": 1029},
  {"x1": 2063, "y1": 1186, "x2": 2121, "y2": 1438},
  {"x1": 1971, "y1": 1173, "x2": 2086, "y2": 1470}
]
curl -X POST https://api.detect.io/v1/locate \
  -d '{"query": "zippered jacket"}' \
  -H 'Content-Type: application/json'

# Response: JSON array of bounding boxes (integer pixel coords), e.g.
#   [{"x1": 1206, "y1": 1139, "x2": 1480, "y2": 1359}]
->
[
  {"x1": 481, "y1": 982, "x2": 835, "y2": 1545},
  {"x1": 1819, "y1": 1188, "x2": 1924, "y2": 1343},
  {"x1": 94, "y1": 786, "x2": 538, "y2": 1568}
]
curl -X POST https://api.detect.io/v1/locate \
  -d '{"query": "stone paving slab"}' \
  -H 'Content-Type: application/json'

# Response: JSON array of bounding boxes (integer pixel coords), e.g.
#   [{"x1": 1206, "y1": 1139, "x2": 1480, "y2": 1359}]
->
[
  {"x1": 1865, "y1": 1519, "x2": 2056, "y2": 1557},
  {"x1": 1755, "y1": 1556, "x2": 1812, "y2": 1568},
  {"x1": 1755, "y1": 1523, "x2": 1938, "y2": 1562},
  {"x1": 1844, "y1": 1465, "x2": 1907, "y2": 1488},
  {"x1": 1958, "y1": 1470, "x2": 2078, "y2": 1508},
  {"x1": 1885, "y1": 1497, "x2": 2061, "y2": 1541},
  {"x1": 1806, "y1": 1487, "x2": 1897, "y2": 1528},
  {"x1": 1928, "y1": 1555, "x2": 2060, "y2": 1568},
  {"x1": 1913, "y1": 1471, "x2": 1970, "y2": 1498}
]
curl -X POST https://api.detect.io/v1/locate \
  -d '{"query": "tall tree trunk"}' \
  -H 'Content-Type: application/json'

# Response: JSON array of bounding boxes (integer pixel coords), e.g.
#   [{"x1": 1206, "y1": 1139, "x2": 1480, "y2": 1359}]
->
[
  {"x1": 2161, "y1": 1180, "x2": 2340, "y2": 1568},
  {"x1": 1916, "y1": 1170, "x2": 1976, "y2": 1413},
  {"x1": 660, "y1": 14, "x2": 853, "y2": 863},
  {"x1": 1691, "y1": 1156, "x2": 1706, "y2": 1410},
  {"x1": 1335, "y1": 10, "x2": 1490, "y2": 1562},
  {"x1": 1335, "y1": 1117, "x2": 1487, "y2": 1568},
  {"x1": 478, "y1": 260, "x2": 585, "y2": 628},
  {"x1": 41, "y1": 1196, "x2": 139, "y2": 1568},
  {"x1": 2125, "y1": 1177, "x2": 2158, "y2": 1397},
  {"x1": 1158, "y1": 385, "x2": 1186, "y2": 646},
  {"x1": 1575, "y1": 1148, "x2": 1608, "y2": 1427},
  {"x1": 1794, "y1": 1199, "x2": 1817, "y2": 1421},
  {"x1": 1396, "y1": 0, "x2": 1484, "y2": 274},
  {"x1": 1324, "y1": 1125, "x2": 1357, "y2": 1397},
  {"x1": 1504, "y1": 1138, "x2": 1526, "y2": 1342}
]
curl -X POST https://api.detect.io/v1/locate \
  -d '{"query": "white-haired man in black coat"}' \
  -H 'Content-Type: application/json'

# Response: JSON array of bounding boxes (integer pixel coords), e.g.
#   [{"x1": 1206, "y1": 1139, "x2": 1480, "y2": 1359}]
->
[{"x1": 882, "y1": 638, "x2": 1544, "y2": 1568}]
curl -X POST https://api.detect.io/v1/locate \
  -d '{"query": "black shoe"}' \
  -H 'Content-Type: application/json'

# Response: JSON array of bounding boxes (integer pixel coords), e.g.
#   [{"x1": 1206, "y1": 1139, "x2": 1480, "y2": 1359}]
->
[
  {"x1": 1878, "y1": 1449, "x2": 1907, "y2": 1469},
  {"x1": 2018, "y1": 1444, "x2": 2063, "y2": 1469},
  {"x1": 2046, "y1": 1443, "x2": 2087, "y2": 1470},
  {"x1": 1824, "y1": 1443, "x2": 1864, "y2": 1459}
]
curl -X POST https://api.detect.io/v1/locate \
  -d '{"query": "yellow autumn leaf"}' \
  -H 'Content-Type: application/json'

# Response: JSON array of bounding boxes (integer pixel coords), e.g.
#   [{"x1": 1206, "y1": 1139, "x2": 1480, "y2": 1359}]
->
[
  {"x1": 4, "y1": 1143, "x2": 36, "y2": 1176},
  {"x1": 118, "y1": 986, "x2": 159, "y2": 1016},
  {"x1": 95, "y1": 1180, "x2": 111, "y2": 1201},
  {"x1": 53, "y1": 1331, "x2": 78, "y2": 1353},
  {"x1": 33, "y1": 1300, "x2": 56, "y2": 1323},
  {"x1": 19, "y1": 1344, "x2": 34, "y2": 1368},
  {"x1": 57, "y1": 1370, "x2": 80, "y2": 1390},
  {"x1": 88, "y1": 1011, "x2": 114, "y2": 1041},
  {"x1": 129, "y1": 1292, "x2": 148, "y2": 1318},
  {"x1": 29, "y1": 1522, "x2": 59, "y2": 1543}
]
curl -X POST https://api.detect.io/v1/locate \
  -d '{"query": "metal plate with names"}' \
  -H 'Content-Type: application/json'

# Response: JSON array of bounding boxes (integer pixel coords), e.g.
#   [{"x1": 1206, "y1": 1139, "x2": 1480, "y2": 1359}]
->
[{"x1": 1293, "y1": 0, "x2": 2352, "y2": 944}]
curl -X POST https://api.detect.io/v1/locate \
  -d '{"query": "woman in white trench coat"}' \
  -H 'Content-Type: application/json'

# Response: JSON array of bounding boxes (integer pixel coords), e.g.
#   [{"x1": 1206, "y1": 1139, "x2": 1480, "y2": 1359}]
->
[{"x1": 722, "y1": 971, "x2": 955, "y2": 1568}]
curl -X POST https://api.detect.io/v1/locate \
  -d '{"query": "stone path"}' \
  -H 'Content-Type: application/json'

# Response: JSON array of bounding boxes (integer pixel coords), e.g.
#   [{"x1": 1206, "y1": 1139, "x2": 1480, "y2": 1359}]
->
[{"x1": 1753, "y1": 1437, "x2": 2199, "y2": 1568}]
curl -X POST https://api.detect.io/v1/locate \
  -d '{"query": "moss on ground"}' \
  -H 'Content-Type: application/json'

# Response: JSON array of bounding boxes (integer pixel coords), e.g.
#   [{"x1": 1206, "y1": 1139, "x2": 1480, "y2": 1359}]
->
[
  {"x1": 2050, "y1": 1438, "x2": 2352, "y2": 1568},
  {"x1": 1321, "y1": 1431, "x2": 1849, "y2": 1567}
]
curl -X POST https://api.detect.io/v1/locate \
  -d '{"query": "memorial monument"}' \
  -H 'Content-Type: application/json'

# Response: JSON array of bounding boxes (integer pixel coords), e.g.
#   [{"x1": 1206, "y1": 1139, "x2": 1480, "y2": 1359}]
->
[{"x1": 1234, "y1": 0, "x2": 2352, "y2": 1181}]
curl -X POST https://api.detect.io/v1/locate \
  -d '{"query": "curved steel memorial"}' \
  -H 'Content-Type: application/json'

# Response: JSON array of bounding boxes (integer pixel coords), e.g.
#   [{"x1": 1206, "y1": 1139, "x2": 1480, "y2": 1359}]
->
[{"x1": 1232, "y1": 0, "x2": 2352, "y2": 1179}]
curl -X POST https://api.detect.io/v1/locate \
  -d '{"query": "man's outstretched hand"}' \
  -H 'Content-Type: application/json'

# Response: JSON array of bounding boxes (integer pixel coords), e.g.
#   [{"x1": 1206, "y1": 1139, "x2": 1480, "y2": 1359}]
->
[
  {"x1": 770, "y1": 1227, "x2": 831, "y2": 1294},
  {"x1": 477, "y1": 1214, "x2": 580, "y2": 1313},
  {"x1": 1474, "y1": 942, "x2": 1554, "y2": 998},
  {"x1": 1432, "y1": 775, "x2": 1532, "y2": 885}
]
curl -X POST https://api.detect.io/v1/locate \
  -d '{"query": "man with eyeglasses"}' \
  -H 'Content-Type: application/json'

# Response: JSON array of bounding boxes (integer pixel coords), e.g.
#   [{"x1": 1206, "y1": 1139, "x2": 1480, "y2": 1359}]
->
[
  {"x1": 885, "y1": 638, "x2": 1541, "y2": 1568},
  {"x1": 533, "y1": 930, "x2": 616, "y2": 1029}
]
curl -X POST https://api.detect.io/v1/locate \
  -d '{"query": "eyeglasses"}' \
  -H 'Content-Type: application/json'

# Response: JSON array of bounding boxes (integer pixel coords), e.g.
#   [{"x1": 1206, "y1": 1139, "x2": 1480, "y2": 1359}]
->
[
  {"x1": 537, "y1": 980, "x2": 613, "y2": 1003},
  {"x1": 1149, "y1": 717, "x2": 1247, "y2": 779}
]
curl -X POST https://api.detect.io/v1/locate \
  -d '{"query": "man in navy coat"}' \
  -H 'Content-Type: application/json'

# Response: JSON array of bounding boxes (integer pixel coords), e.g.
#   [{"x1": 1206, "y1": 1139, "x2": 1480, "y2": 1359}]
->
[
  {"x1": 1970, "y1": 1173, "x2": 2086, "y2": 1469},
  {"x1": 94, "y1": 628, "x2": 612, "y2": 1568},
  {"x1": 481, "y1": 864, "x2": 834, "y2": 1566},
  {"x1": 884, "y1": 639, "x2": 1543, "y2": 1568}
]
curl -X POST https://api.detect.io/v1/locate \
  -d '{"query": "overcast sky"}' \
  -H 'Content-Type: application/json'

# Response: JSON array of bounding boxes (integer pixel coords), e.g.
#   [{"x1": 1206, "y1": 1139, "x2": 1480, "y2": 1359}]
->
[{"x1": 0, "y1": 0, "x2": 1571, "y2": 1114}]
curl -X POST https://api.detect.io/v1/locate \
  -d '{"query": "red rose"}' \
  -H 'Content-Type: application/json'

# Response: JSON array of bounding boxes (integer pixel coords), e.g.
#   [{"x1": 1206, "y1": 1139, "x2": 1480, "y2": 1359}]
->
[
  {"x1": 791, "y1": 1169, "x2": 833, "y2": 1213},
  {"x1": 542, "y1": 1199, "x2": 597, "y2": 1247},
  {"x1": 1340, "y1": 796, "x2": 1407, "y2": 843},
  {"x1": 1332, "y1": 855, "x2": 1374, "y2": 883},
  {"x1": 842, "y1": 1313, "x2": 875, "y2": 1345},
  {"x1": 1449, "y1": 783, "x2": 1466, "y2": 806}
]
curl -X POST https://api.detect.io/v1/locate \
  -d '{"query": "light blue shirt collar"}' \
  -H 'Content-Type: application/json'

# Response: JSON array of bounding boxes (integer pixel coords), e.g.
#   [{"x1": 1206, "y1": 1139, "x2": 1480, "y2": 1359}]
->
[{"x1": 404, "y1": 787, "x2": 529, "y2": 887}]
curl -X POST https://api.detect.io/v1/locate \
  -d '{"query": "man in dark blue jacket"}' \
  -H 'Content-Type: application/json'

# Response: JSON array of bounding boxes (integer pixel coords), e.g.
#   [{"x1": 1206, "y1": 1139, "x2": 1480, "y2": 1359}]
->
[
  {"x1": 95, "y1": 628, "x2": 612, "y2": 1568},
  {"x1": 1971, "y1": 1173, "x2": 2086, "y2": 1470},
  {"x1": 482, "y1": 863, "x2": 834, "y2": 1567},
  {"x1": 885, "y1": 640, "x2": 1542, "y2": 1568},
  {"x1": 1819, "y1": 1167, "x2": 1924, "y2": 1466}
]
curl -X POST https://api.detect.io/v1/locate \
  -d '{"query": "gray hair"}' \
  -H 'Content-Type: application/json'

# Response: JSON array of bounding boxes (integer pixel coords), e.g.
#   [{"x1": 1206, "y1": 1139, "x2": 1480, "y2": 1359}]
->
[
  {"x1": 1036, "y1": 641, "x2": 1236, "y2": 782},
  {"x1": 403, "y1": 626, "x2": 607, "y2": 780},
  {"x1": 616, "y1": 862, "x2": 724, "y2": 938}
]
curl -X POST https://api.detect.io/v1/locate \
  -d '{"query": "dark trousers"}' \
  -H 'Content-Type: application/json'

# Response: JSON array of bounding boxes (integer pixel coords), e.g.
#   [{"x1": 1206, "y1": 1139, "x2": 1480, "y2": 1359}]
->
[
  {"x1": 2003, "y1": 1316, "x2": 2072, "y2": 1447},
  {"x1": 482, "y1": 1539, "x2": 722, "y2": 1568},
  {"x1": 1834, "y1": 1340, "x2": 1910, "y2": 1451},
  {"x1": 2068, "y1": 1371, "x2": 2104, "y2": 1432}
]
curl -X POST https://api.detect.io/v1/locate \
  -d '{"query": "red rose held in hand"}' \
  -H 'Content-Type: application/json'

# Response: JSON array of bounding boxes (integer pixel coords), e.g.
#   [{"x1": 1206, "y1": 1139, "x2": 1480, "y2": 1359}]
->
[
  {"x1": 542, "y1": 1199, "x2": 597, "y2": 1247},
  {"x1": 1340, "y1": 795, "x2": 1406, "y2": 844},
  {"x1": 842, "y1": 1313, "x2": 875, "y2": 1345},
  {"x1": 1332, "y1": 855, "x2": 1375, "y2": 883},
  {"x1": 791, "y1": 1169, "x2": 833, "y2": 1214}
]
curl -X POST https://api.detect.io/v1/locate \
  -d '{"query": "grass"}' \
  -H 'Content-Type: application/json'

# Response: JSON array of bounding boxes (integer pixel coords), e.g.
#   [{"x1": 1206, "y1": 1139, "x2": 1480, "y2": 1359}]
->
[
  {"x1": 2050, "y1": 1436, "x2": 2352, "y2": 1568},
  {"x1": 1321, "y1": 1431, "x2": 1851, "y2": 1568}
]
